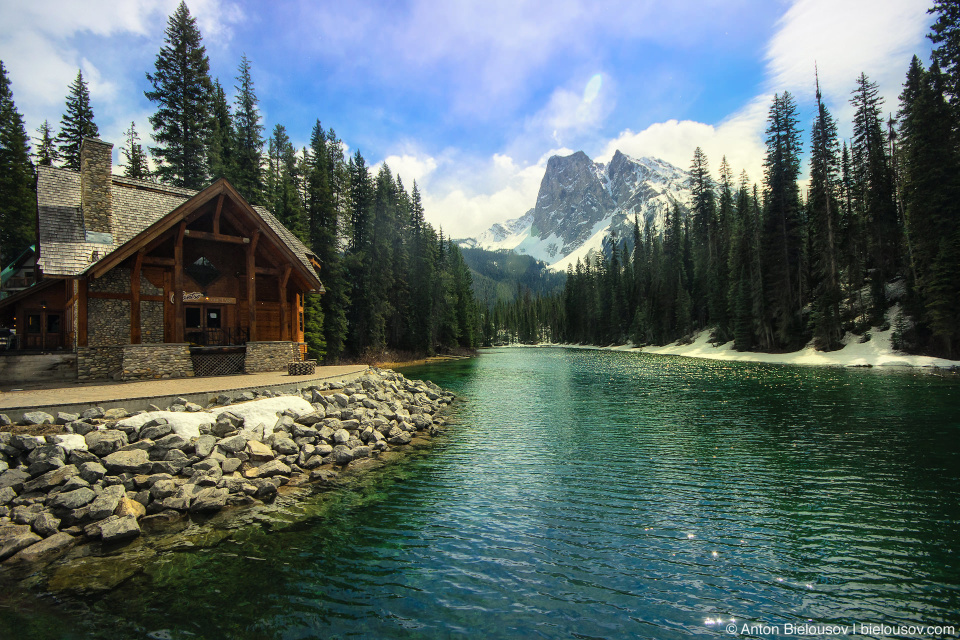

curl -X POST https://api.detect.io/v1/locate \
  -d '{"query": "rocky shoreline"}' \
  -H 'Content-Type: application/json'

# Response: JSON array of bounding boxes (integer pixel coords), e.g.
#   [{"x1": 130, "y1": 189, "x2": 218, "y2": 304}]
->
[{"x1": 0, "y1": 368, "x2": 454, "y2": 578}]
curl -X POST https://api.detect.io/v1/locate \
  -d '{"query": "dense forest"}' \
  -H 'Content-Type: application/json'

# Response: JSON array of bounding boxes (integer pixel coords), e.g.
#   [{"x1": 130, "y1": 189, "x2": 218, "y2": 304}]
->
[
  {"x1": 488, "y1": 1, "x2": 960, "y2": 360},
  {"x1": 0, "y1": 2, "x2": 480, "y2": 362}
]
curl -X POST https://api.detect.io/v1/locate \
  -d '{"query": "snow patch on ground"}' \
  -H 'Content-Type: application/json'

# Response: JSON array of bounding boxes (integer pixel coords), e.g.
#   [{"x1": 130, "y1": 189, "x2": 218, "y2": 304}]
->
[
  {"x1": 552, "y1": 312, "x2": 960, "y2": 369},
  {"x1": 118, "y1": 396, "x2": 315, "y2": 440}
]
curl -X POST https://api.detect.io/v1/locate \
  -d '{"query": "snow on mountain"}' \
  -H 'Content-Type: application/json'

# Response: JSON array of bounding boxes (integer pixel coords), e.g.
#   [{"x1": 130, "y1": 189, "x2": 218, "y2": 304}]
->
[{"x1": 458, "y1": 150, "x2": 691, "y2": 271}]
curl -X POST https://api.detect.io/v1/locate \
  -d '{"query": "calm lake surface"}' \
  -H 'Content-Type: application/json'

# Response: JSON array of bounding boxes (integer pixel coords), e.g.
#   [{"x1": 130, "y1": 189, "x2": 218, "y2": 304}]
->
[{"x1": 3, "y1": 348, "x2": 959, "y2": 639}]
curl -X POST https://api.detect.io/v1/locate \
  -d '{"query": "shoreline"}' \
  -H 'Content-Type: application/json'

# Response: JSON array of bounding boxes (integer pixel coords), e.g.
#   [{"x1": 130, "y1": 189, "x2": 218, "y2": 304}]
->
[
  {"x1": 512, "y1": 323, "x2": 960, "y2": 371},
  {"x1": 0, "y1": 367, "x2": 456, "y2": 595}
]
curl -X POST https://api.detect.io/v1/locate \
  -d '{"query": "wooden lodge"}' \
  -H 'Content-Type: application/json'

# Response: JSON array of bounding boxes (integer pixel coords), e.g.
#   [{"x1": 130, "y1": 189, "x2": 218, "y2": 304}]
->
[{"x1": 0, "y1": 138, "x2": 324, "y2": 381}]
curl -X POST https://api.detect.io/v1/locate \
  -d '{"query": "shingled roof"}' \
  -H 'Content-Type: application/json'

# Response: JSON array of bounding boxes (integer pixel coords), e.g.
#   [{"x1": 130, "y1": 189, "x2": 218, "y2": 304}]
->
[{"x1": 35, "y1": 165, "x2": 320, "y2": 284}]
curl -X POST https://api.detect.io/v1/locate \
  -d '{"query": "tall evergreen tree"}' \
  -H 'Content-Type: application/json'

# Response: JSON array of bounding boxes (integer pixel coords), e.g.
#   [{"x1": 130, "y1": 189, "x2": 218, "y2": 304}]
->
[
  {"x1": 232, "y1": 54, "x2": 264, "y2": 204},
  {"x1": 0, "y1": 60, "x2": 36, "y2": 265},
  {"x1": 808, "y1": 74, "x2": 843, "y2": 350},
  {"x1": 207, "y1": 79, "x2": 236, "y2": 183},
  {"x1": 145, "y1": 1, "x2": 212, "y2": 189},
  {"x1": 120, "y1": 121, "x2": 150, "y2": 180},
  {"x1": 761, "y1": 91, "x2": 804, "y2": 348},
  {"x1": 56, "y1": 69, "x2": 98, "y2": 170},
  {"x1": 929, "y1": 0, "x2": 960, "y2": 118},
  {"x1": 266, "y1": 124, "x2": 305, "y2": 240},
  {"x1": 34, "y1": 120, "x2": 57, "y2": 167}
]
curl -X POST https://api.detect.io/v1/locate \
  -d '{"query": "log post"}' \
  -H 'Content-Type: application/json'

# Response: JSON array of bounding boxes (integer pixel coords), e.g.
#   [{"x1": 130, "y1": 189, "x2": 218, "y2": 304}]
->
[
  {"x1": 279, "y1": 265, "x2": 291, "y2": 341},
  {"x1": 174, "y1": 221, "x2": 186, "y2": 343},
  {"x1": 246, "y1": 229, "x2": 260, "y2": 341},
  {"x1": 130, "y1": 249, "x2": 144, "y2": 344}
]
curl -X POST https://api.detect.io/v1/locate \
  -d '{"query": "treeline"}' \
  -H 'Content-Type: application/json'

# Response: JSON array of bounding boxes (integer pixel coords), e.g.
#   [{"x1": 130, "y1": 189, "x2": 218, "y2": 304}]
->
[
  {"x1": 0, "y1": 1, "x2": 480, "y2": 361},
  {"x1": 492, "y1": 2, "x2": 960, "y2": 359}
]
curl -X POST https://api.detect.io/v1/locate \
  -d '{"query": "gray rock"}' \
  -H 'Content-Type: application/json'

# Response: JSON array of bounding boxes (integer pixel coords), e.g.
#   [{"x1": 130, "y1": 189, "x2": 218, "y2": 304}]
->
[
  {"x1": 331, "y1": 445, "x2": 354, "y2": 465},
  {"x1": 99, "y1": 514, "x2": 140, "y2": 543},
  {"x1": 68, "y1": 449, "x2": 100, "y2": 465},
  {"x1": 194, "y1": 434, "x2": 217, "y2": 458},
  {"x1": 118, "y1": 439, "x2": 153, "y2": 453},
  {"x1": 0, "y1": 523, "x2": 41, "y2": 560},
  {"x1": 0, "y1": 469, "x2": 31, "y2": 493},
  {"x1": 12, "y1": 504, "x2": 44, "y2": 525},
  {"x1": 23, "y1": 465, "x2": 78, "y2": 493},
  {"x1": 11, "y1": 434, "x2": 44, "y2": 451},
  {"x1": 70, "y1": 421, "x2": 97, "y2": 436},
  {"x1": 21, "y1": 411, "x2": 54, "y2": 426},
  {"x1": 86, "y1": 485, "x2": 125, "y2": 521},
  {"x1": 248, "y1": 477, "x2": 278, "y2": 499},
  {"x1": 0, "y1": 486, "x2": 16, "y2": 506},
  {"x1": 79, "y1": 461, "x2": 107, "y2": 484},
  {"x1": 49, "y1": 487, "x2": 96, "y2": 510},
  {"x1": 9, "y1": 530, "x2": 75, "y2": 565},
  {"x1": 139, "y1": 422, "x2": 173, "y2": 442},
  {"x1": 154, "y1": 433, "x2": 190, "y2": 451},
  {"x1": 217, "y1": 434, "x2": 247, "y2": 454},
  {"x1": 101, "y1": 449, "x2": 152, "y2": 475},
  {"x1": 222, "y1": 458, "x2": 242, "y2": 474},
  {"x1": 332, "y1": 393, "x2": 350, "y2": 407},
  {"x1": 251, "y1": 459, "x2": 291, "y2": 478},
  {"x1": 55, "y1": 412, "x2": 80, "y2": 425},
  {"x1": 103, "y1": 408, "x2": 129, "y2": 420},
  {"x1": 184, "y1": 402, "x2": 204, "y2": 412},
  {"x1": 314, "y1": 444, "x2": 333, "y2": 456},
  {"x1": 272, "y1": 437, "x2": 299, "y2": 455},
  {"x1": 351, "y1": 446, "x2": 372, "y2": 459},
  {"x1": 189, "y1": 487, "x2": 228, "y2": 512},
  {"x1": 215, "y1": 394, "x2": 232, "y2": 406},
  {"x1": 60, "y1": 476, "x2": 90, "y2": 492},
  {"x1": 81, "y1": 407, "x2": 105, "y2": 420},
  {"x1": 150, "y1": 479, "x2": 178, "y2": 500},
  {"x1": 333, "y1": 429, "x2": 350, "y2": 444},
  {"x1": 295, "y1": 410, "x2": 325, "y2": 426},
  {"x1": 0, "y1": 414, "x2": 10, "y2": 426},
  {"x1": 85, "y1": 429, "x2": 128, "y2": 457},
  {"x1": 32, "y1": 511, "x2": 61, "y2": 537}
]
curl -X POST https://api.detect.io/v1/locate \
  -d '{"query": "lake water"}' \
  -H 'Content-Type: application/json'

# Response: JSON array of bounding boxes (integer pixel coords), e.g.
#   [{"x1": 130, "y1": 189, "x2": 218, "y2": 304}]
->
[{"x1": 3, "y1": 348, "x2": 959, "y2": 639}]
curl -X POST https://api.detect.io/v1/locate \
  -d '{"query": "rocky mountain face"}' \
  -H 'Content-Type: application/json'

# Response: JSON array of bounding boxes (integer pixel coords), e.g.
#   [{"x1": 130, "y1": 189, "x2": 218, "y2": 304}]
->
[{"x1": 460, "y1": 150, "x2": 691, "y2": 271}]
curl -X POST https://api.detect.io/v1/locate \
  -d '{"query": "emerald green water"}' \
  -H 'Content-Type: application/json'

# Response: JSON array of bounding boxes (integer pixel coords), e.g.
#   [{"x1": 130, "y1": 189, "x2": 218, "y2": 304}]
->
[{"x1": 2, "y1": 348, "x2": 959, "y2": 639}]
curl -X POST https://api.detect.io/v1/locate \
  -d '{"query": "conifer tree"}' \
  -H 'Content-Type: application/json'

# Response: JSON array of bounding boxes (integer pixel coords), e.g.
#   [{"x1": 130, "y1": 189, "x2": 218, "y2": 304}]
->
[
  {"x1": 0, "y1": 60, "x2": 36, "y2": 265},
  {"x1": 56, "y1": 69, "x2": 98, "y2": 170},
  {"x1": 809, "y1": 75, "x2": 843, "y2": 349},
  {"x1": 120, "y1": 121, "x2": 150, "y2": 180},
  {"x1": 34, "y1": 120, "x2": 57, "y2": 167},
  {"x1": 207, "y1": 79, "x2": 236, "y2": 183},
  {"x1": 929, "y1": 0, "x2": 960, "y2": 118},
  {"x1": 232, "y1": 54, "x2": 264, "y2": 203},
  {"x1": 145, "y1": 1, "x2": 212, "y2": 189},
  {"x1": 761, "y1": 91, "x2": 804, "y2": 348},
  {"x1": 266, "y1": 124, "x2": 305, "y2": 240}
]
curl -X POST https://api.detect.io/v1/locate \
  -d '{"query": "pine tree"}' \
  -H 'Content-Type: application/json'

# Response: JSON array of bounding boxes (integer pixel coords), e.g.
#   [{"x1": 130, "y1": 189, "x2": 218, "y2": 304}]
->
[
  {"x1": 266, "y1": 124, "x2": 305, "y2": 240},
  {"x1": 809, "y1": 74, "x2": 843, "y2": 350},
  {"x1": 34, "y1": 120, "x2": 57, "y2": 167},
  {"x1": 761, "y1": 91, "x2": 805, "y2": 348},
  {"x1": 145, "y1": 1, "x2": 212, "y2": 189},
  {"x1": 688, "y1": 147, "x2": 715, "y2": 328},
  {"x1": 0, "y1": 60, "x2": 36, "y2": 265},
  {"x1": 232, "y1": 54, "x2": 264, "y2": 204},
  {"x1": 120, "y1": 122, "x2": 150, "y2": 180},
  {"x1": 207, "y1": 79, "x2": 236, "y2": 183},
  {"x1": 850, "y1": 72, "x2": 899, "y2": 320},
  {"x1": 56, "y1": 69, "x2": 98, "y2": 170},
  {"x1": 929, "y1": 0, "x2": 960, "y2": 118}
]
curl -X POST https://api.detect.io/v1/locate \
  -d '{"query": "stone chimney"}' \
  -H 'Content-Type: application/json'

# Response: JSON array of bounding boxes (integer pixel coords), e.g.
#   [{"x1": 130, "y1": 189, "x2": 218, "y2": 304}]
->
[{"x1": 80, "y1": 138, "x2": 113, "y2": 241}]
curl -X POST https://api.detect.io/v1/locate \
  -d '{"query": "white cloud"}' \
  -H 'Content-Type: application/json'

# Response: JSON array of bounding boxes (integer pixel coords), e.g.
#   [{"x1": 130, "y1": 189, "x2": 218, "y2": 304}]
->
[{"x1": 380, "y1": 153, "x2": 438, "y2": 187}]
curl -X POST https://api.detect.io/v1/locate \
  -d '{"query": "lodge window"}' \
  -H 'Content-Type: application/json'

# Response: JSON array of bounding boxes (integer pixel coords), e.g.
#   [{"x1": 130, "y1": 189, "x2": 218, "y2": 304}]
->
[
  {"x1": 27, "y1": 314, "x2": 41, "y2": 333},
  {"x1": 206, "y1": 308, "x2": 221, "y2": 329},
  {"x1": 46, "y1": 314, "x2": 60, "y2": 333}
]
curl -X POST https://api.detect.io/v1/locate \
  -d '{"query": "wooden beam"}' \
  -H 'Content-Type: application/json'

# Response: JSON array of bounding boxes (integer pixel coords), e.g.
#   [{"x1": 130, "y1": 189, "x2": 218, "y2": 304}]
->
[
  {"x1": 183, "y1": 229, "x2": 249, "y2": 244},
  {"x1": 78, "y1": 278, "x2": 88, "y2": 347},
  {"x1": 279, "y1": 264, "x2": 291, "y2": 341},
  {"x1": 130, "y1": 249, "x2": 144, "y2": 344},
  {"x1": 213, "y1": 193, "x2": 224, "y2": 234},
  {"x1": 246, "y1": 228, "x2": 260, "y2": 342},
  {"x1": 174, "y1": 221, "x2": 186, "y2": 343},
  {"x1": 143, "y1": 256, "x2": 175, "y2": 267},
  {"x1": 309, "y1": 257, "x2": 323, "y2": 272},
  {"x1": 254, "y1": 266, "x2": 281, "y2": 276},
  {"x1": 220, "y1": 207, "x2": 251, "y2": 238}
]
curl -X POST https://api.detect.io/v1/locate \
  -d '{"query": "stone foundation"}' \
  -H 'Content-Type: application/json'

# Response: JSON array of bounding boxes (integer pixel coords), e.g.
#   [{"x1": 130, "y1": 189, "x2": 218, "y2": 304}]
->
[
  {"x1": 121, "y1": 344, "x2": 193, "y2": 381},
  {"x1": 244, "y1": 341, "x2": 303, "y2": 373},
  {"x1": 78, "y1": 344, "x2": 194, "y2": 381}
]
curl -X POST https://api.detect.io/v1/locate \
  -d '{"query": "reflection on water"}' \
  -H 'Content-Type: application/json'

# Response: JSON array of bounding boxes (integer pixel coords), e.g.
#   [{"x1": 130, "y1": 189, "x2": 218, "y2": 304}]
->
[{"x1": 2, "y1": 348, "x2": 958, "y2": 639}]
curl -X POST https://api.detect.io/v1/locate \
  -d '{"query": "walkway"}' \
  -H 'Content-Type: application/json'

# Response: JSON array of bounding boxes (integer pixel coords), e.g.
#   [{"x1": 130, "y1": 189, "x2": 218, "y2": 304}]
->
[{"x1": 0, "y1": 365, "x2": 369, "y2": 422}]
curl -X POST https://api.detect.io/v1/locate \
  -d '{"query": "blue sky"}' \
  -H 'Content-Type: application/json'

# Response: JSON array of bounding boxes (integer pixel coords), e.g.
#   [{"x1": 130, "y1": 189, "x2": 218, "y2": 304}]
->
[{"x1": 0, "y1": 0, "x2": 933, "y2": 237}]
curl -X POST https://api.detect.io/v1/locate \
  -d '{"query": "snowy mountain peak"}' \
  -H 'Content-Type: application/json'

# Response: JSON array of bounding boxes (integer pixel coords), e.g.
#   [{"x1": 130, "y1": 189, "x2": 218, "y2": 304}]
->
[{"x1": 460, "y1": 150, "x2": 691, "y2": 271}]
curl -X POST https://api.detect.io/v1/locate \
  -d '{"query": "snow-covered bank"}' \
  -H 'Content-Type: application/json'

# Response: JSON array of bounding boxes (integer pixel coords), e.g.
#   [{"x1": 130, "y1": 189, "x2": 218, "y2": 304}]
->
[{"x1": 528, "y1": 324, "x2": 960, "y2": 370}]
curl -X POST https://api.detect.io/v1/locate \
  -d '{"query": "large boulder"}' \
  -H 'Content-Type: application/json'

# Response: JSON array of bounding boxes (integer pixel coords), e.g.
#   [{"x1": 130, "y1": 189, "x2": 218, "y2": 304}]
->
[
  {"x1": 99, "y1": 515, "x2": 140, "y2": 543},
  {"x1": 245, "y1": 440, "x2": 274, "y2": 461},
  {"x1": 6, "y1": 531, "x2": 75, "y2": 564},
  {"x1": 86, "y1": 485, "x2": 126, "y2": 521},
  {"x1": 85, "y1": 429, "x2": 128, "y2": 457},
  {"x1": 189, "y1": 487, "x2": 228, "y2": 512},
  {"x1": 0, "y1": 469, "x2": 31, "y2": 493},
  {"x1": 244, "y1": 459, "x2": 290, "y2": 479},
  {"x1": 26, "y1": 445, "x2": 67, "y2": 475},
  {"x1": 49, "y1": 487, "x2": 96, "y2": 511},
  {"x1": 0, "y1": 523, "x2": 41, "y2": 560},
  {"x1": 101, "y1": 449, "x2": 152, "y2": 475},
  {"x1": 21, "y1": 411, "x2": 54, "y2": 426},
  {"x1": 23, "y1": 465, "x2": 78, "y2": 493}
]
